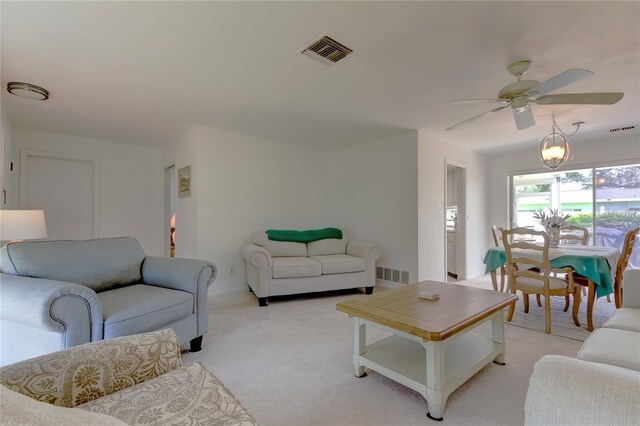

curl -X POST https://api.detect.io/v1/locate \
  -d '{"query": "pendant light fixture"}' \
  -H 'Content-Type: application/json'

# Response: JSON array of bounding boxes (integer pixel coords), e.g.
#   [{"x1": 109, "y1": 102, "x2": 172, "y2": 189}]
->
[
  {"x1": 6, "y1": 82, "x2": 49, "y2": 101},
  {"x1": 539, "y1": 115, "x2": 582, "y2": 170}
]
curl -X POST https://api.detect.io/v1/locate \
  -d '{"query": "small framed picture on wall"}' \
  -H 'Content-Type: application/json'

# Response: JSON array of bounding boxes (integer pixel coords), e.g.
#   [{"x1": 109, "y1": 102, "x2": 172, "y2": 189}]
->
[{"x1": 178, "y1": 165, "x2": 191, "y2": 197}]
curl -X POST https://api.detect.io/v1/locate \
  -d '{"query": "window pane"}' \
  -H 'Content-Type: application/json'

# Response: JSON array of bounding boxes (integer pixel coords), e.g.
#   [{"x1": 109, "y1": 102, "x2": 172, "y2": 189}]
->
[
  {"x1": 594, "y1": 164, "x2": 640, "y2": 268},
  {"x1": 513, "y1": 169, "x2": 593, "y2": 243}
]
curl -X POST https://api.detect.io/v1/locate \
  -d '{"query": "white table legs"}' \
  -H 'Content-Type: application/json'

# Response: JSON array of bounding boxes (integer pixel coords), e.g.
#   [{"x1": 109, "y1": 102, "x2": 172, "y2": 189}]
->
[
  {"x1": 350, "y1": 311, "x2": 507, "y2": 421},
  {"x1": 353, "y1": 318, "x2": 366, "y2": 378},
  {"x1": 492, "y1": 312, "x2": 506, "y2": 365},
  {"x1": 424, "y1": 340, "x2": 446, "y2": 420}
]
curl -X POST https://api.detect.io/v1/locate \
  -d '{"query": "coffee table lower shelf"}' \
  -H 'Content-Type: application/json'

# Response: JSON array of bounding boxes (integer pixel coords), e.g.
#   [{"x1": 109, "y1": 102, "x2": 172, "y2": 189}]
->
[
  {"x1": 360, "y1": 332, "x2": 500, "y2": 398},
  {"x1": 351, "y1": 311, "x2": 506, "y2": 420}
]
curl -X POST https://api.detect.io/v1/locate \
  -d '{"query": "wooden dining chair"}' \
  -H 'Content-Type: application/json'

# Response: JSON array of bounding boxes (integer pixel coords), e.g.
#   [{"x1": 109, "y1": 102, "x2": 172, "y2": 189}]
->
[
  {"x1": 572, "y1": 227, "x2": 640, "y2": 331},
  {"x1": 502, "y1": 227, "x2": 581, "y2": 334},
  {"x1": 560, "y1": 224, "x2": 589, "y2": 245},
  {"x1": 537, "y1": 224, "x2": 590, "y2": 308},
  {"x1": 491, "y1": 225, "x2": 507, "y2": 291}
]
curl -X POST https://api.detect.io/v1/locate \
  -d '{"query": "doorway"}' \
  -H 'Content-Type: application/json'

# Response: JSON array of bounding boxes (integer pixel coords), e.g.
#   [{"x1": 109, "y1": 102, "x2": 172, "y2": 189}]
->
[
  {"x1": 165, "y1": 165, "x2": 177, "y2": 257},
  {"x1": 445, "y1": 160, "x2": 466, "y2": 281},
  {"x1": 20, "y1": 150, "x2": 98, "y2": 240}
]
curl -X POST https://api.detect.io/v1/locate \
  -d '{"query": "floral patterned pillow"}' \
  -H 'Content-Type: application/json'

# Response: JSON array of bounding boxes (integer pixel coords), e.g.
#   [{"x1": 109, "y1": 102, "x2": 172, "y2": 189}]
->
[{"x1": 0, "y1": 329, "x2": 181, "y2": 408}]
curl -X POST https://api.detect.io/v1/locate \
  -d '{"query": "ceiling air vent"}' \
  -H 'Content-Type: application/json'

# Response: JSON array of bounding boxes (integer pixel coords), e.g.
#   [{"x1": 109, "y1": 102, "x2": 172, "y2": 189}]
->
[
  {"x1": 609, "y1": 125, "x2": 635, "y2": 133},
  {"x1": 300, "y1": 35, "x2": 353, "y2": 65}
]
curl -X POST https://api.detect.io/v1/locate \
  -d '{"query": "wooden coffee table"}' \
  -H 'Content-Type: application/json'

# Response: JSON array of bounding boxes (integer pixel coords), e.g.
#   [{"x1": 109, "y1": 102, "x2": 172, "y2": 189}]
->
[{"x1": 336, "y1": 281, "x2": 517, "y2": 421}]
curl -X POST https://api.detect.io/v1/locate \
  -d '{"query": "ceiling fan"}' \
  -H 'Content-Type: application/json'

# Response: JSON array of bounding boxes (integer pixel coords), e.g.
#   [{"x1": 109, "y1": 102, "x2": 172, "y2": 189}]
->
[{"x1": 446, "y1": 60, "x2": 624, "y2": 131}]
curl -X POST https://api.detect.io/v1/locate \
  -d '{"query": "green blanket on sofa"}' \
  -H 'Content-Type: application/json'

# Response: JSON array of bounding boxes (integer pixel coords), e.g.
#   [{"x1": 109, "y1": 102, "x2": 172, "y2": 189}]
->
[{"x1": 266, "y1": 228, "x2": 342, "y2": 243}]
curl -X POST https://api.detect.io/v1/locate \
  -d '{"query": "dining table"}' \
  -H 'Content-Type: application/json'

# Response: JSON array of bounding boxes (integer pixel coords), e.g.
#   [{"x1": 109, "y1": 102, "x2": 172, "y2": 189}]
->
[{"x1": 483, "y1": 244, "x2": 621, "y2": 331}]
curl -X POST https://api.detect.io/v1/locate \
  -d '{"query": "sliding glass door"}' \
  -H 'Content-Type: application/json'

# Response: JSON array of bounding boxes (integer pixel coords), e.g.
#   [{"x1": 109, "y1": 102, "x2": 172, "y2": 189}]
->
[{"x1": 511, "y1": 163, "x2": 640, "y2": 267}]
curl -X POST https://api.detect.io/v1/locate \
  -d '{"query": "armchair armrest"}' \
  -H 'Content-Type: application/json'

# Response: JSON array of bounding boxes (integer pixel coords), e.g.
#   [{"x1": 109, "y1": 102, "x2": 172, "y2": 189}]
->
[
  {"x1": 141, "y1": 256, "x2": 217, "y2": 294},
  {"x1": 242, "y1": 244, "x2": 272, "y2": 297},
  {"x1": 347, "y1": 240, "x2": 381, "y2": 288},
  {"x1": 525, "y1": 355, "x2": 640, "y2": 425},
  {"x1": 141, "y1": 257, "x2": 216, "y2": 338},
  {"x1": 550, "y1": 266, "x2": 576, "y2": 289},
  {"x1": 621, "y1": 269, "x2": 640, "y2": 309},
  {"x1": 0, "y1": 329, "x2": 181, "y2": 408},
  {"x1": 0, "y1": 273, "x2": 103, "y2": 347},
  {"x1": 242, "y1": 243, "x2": 272, "y2": 269},
  {"x1": 347, "y1": 240, "x2": 381, "y2": 263}
]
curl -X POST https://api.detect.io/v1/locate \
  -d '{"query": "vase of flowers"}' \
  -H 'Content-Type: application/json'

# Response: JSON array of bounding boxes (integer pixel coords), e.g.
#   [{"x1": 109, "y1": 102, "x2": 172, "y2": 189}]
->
[{"x1": 533, "y1": 209, "x2": 571, "y2": 248}]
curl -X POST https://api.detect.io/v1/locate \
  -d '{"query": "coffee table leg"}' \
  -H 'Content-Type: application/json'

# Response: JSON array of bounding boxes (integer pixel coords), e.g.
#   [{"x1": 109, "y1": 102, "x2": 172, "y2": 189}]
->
[
  {"x1": 425, "y1": 341, "x2": 446, "y2": 421},
  {"x1": 353, "y1": 317, "x2": 366, "y2": 378},
  {"x1": 492, "y1": 312, "x2": 506, "y2": 365}
]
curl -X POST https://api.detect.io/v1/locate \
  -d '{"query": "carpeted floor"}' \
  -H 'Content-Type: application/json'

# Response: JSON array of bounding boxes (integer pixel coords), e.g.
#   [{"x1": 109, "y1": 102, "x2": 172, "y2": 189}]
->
[{"x1": 183, "y1": 279, "x2": 593, "y2": 426}]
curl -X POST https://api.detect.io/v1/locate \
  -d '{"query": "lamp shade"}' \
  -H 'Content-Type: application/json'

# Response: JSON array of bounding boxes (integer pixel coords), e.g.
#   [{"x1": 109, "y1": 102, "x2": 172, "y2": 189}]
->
[{"x1": 0, "y1": 210, "x2": 48, "y2": 241}]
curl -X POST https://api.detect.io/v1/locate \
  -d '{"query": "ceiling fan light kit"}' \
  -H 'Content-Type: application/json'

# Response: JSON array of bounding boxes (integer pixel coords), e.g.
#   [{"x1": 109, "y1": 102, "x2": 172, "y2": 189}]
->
[
  {"x1": 6, "y1": 82, "x2": 50, "y2": 101},
  {"x1": 446, "y1": 60, "x2": 623, "y2": 131}
]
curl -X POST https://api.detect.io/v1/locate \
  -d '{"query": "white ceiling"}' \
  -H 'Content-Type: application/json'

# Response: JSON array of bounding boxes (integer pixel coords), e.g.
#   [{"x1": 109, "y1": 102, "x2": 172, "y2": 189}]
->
[{"x1": 2, "y1": 1, "x2": 639, "y2": 152}]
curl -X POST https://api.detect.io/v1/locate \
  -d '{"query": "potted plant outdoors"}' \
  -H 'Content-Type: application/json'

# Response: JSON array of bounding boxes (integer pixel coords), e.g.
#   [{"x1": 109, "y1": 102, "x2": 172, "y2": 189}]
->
[{"x1": 533, "y1": 208, "x2": 571, "y2": 248}]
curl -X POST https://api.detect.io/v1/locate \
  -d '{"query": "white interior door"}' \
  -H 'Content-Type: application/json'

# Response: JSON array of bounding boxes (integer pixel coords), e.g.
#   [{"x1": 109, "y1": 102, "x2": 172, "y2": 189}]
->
[{"x1": 21, "y1": 150, "x2": 98, "y2": 240}]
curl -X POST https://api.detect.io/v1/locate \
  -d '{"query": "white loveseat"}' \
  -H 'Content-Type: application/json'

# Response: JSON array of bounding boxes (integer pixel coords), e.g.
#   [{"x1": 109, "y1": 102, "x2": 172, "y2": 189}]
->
[
  {"x1": 242, "y1": 230, "x2": 381, "y2": 306},
  {"x1": 524, "y1": 269, "x2": 640, "y2": 425}
]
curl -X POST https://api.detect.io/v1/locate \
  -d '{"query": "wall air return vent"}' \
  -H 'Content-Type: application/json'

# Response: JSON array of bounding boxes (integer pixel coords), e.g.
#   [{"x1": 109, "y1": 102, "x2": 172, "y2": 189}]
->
[{"x1": 300, "y1": 34, "x2": 353, "y2": 65}]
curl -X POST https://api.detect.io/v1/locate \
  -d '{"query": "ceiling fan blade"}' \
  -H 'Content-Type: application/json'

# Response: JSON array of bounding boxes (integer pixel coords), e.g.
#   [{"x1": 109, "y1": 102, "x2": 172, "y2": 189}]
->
[
  {"x1": 513, "y1": 108, "x2": 535, "y2": 130},
  {"x1": 535, "y1": 92, "x2": 624, "y2": 105},
  {"x1": 449, "y1": 99, "x2": 507, "y2": 104},
  {"x1": 445, "y1": 105, "x2": 508, "y2": 131},
  {"x1": 528, "y1": 69, "x2": 593, "y2": 97}
]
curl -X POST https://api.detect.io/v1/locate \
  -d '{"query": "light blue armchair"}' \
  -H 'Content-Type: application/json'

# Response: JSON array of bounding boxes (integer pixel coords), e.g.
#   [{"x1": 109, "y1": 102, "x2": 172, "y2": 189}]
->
[{"x1": 0, "y1": 237, "x2": 216, "y2": 366}]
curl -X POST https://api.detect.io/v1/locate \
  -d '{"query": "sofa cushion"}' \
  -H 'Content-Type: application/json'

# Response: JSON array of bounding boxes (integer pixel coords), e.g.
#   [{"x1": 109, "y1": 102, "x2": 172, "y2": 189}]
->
[
  {"x1": 272, "y1": 257, "x2": 321, "y2": 279},
  {"x1": 311, "y1": 254, "x2": 365, "y2": 275},
  {"x1": 79, "y1": 361, "x2": 258, "y2": 426},
  {"x1": 98, "y1": 285, "x2": 193, "y2": 339},
  {"x1": 252, "y1": 231, "x2": 307, "y2": 257},
  {"x1": 0, "y1": 237, "x2": 145, "y2": 292},
  {"x1": 578, "y1": 328, "x2": 640, "y2": 371},
  {"x1": 603, "y1": 308, "x2": 640, "y2": 333},
  {"x1": 1, "y1": 384, "x2": 127, "y2": 426},
  {"x1": 307, "y1": 232, "x2": 349, "y2": 256}
]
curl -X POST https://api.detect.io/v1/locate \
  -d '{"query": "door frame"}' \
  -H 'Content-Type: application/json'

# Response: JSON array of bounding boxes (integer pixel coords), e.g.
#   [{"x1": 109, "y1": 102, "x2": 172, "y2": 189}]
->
[
  {"x1": 444, "y1": 158, "x2": 467, "y2": 281},
  {"x1": 164, "y1": 164, "x2": 176, "y2": 257},
  {"x1": 20, "y1": 149, "x2": 100, "y2": 237}
]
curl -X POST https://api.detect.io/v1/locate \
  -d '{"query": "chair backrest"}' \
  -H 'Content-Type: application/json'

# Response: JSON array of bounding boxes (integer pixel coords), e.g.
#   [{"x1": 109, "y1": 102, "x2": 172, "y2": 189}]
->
[
  {"x1": 491, "y1": 225, "x2": 504, "y2": 247},
  {"x1": 560, "y1": 224, "x2": 589, "y2": 245},
  {"x1": 502, "y1": 227, "x2": 551, "y2": 285},
  {"x1": 0, "y1": 237, "x2": 146, "y2": 292},
  {"x1": 615, "y1": 227, "x2": 640, "y2": 287}
]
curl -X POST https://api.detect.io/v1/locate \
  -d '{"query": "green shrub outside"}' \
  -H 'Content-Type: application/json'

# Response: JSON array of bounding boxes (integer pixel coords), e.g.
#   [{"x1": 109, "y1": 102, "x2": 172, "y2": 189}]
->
[{"x1": 565, "y1": 211, "x2": 640, "y2": 230}]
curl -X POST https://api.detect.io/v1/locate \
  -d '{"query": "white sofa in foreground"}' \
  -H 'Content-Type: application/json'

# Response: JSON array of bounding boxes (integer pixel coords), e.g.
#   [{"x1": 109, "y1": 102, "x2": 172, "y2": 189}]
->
[
  {"x1": 242, "y1": 230, "x2": 381, "y2": 306},
  {"x1": 525, "y1": 269, "x2": 640, "y2": 425}
]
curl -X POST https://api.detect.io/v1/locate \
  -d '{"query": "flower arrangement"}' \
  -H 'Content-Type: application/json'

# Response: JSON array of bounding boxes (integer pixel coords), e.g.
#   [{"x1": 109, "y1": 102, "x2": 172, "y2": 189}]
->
[{"x1": 533, "y1": 208, "x2": 571, "y2": 229}]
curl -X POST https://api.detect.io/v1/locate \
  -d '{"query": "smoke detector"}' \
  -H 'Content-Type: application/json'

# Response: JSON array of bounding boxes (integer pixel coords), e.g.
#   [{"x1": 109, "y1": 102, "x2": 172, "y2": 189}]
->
[{"x1": 299, "y1": 34, "x2": 353, "y2": 65}]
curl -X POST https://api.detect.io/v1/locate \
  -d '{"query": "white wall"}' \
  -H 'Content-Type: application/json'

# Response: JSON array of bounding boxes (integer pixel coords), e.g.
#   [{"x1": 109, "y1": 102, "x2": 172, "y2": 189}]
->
[
  {"x1": 168, "y1": 125, "x2": 331, "y2": 294},
  {"x1": 487, "y1": 132, "x2": 640, "y2": 230},
  {"x1": 12, "y1": 128, "x2": 165, "y2": 255},
  {"x1": 417, "y1": 132, "x2": 490, "y2": 281},
  {"x1": 166, "y1": 126, "x2": 422, "y2": 294},
  {"x1": 326, "y1": 131, "x2": 419, "y2": 282}
]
